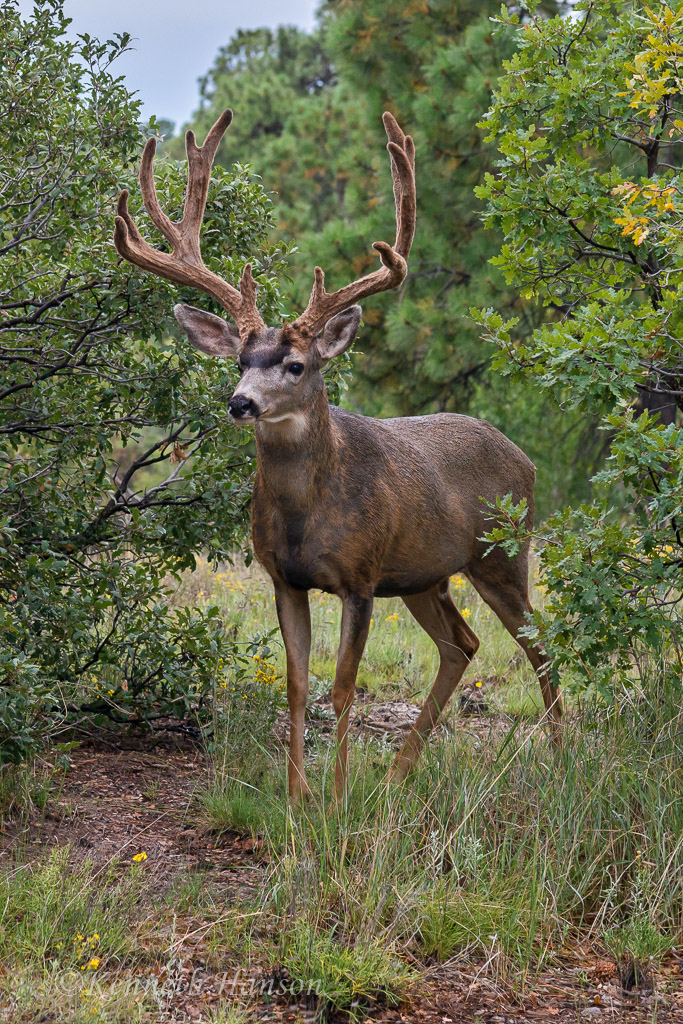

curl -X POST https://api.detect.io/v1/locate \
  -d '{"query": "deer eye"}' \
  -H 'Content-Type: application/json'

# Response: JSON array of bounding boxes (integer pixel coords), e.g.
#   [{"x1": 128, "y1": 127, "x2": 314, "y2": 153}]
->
[{"x1": 288, "y1": 362, "x2": 304, "y2": 376}]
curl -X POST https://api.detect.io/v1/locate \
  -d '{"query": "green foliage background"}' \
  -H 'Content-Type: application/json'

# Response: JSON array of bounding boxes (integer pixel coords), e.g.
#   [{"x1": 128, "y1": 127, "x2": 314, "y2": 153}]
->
[
  {"x1": 474, "y1": 0, "x2": 682, "y2": 693},
  {"x1": 0, "y1": 0, "x2": 292, "y2": 759}
]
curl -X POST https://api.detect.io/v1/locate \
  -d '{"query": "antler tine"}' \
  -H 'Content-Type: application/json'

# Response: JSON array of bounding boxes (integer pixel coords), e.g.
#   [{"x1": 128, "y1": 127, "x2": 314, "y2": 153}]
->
[
  {"x1": 292, "y1": 112, "x2": 416, "y2": 341},
  {"x1": 382, "y1": 112, "x2": 416, "y2": 257},
  {"x1": 113, "y1": 109, "x2": 265, "y2": 337},
  {"x1": 139, "y1": 136, "x2": 180, "y2": 249},
  {"x1": 181, "y1": 108, "x2": 234, "y2": 257}
]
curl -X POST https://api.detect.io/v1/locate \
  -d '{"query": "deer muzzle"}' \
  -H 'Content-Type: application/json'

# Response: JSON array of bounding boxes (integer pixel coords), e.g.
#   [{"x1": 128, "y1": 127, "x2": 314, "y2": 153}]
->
[{"x1": 228, "y1": 393, "x2": 258, "y2": 421}]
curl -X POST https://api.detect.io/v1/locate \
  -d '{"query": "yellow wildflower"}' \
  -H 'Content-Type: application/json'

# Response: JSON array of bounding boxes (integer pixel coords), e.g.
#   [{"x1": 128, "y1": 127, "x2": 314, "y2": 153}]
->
[{"x1": 132, "y1": 851, "x2": 147, "y2": 862}]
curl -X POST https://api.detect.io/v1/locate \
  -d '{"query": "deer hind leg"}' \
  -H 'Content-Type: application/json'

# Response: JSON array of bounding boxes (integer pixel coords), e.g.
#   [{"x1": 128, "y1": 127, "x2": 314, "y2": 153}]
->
[
  {"x1": 274, "y1": 583, "x2": 312, "y2": 802},
  {"x1": 390, "y1": 579, "x2": 479, "y2": 781},
  {"x1": 332, "y1": 592, "x2": 373, "y2": 798},
  {"x1": 466, "y1": 560, "x2": 562, "y2": 742}
]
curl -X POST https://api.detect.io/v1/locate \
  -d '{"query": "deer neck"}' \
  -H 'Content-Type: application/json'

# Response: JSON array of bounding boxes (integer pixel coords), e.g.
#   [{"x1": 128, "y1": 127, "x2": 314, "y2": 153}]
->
[{"x1": 254, "y1": 384, "x2": 337, "y2": 503}]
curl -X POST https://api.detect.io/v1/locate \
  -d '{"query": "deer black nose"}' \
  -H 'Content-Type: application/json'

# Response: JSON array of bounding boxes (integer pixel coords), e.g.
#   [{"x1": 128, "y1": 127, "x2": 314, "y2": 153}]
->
[{"x1": 228, "y1": 394, "x2": 257, "y2": 419}]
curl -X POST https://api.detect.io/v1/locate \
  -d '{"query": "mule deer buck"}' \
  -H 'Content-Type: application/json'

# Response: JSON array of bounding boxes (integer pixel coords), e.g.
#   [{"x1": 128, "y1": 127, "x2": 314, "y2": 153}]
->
[{"x1": 114, "y1": 109, "x2": 562, "y2": 800}]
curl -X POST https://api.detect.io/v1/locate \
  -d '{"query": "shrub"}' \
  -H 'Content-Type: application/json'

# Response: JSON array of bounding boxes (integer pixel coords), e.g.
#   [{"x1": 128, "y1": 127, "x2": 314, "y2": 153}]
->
[
  {"x1": 0, "y1": 0, "x2": 292, "y2": 759},
  {"x1": 473, "y1": 0, "x2": 682, "y2": 693}
]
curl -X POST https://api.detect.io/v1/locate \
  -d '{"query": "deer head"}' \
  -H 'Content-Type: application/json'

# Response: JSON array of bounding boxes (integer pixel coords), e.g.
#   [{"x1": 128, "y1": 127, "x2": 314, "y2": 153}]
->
[{"x1": 114, "y1": 109, "x2": 416, "y2": 424}]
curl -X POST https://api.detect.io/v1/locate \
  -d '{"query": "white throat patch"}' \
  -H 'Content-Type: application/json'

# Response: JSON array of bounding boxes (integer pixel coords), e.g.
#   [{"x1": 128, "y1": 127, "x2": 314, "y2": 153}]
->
[{"x1": 258, "y1": 410, "x2": 309, "y2": 439}]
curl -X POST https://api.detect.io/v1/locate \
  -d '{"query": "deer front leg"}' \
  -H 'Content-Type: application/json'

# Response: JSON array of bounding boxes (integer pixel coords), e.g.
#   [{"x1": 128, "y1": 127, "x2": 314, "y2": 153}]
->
[
  {"x1": 332, "y1": 592, "x2": 373, "y2": 798},
  {"x1": 274, "y1": 583, "x2": 311, "y2": 802}
]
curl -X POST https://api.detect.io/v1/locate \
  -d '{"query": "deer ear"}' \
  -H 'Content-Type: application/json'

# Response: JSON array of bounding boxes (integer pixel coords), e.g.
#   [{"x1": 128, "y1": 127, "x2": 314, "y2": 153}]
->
[
  {"x1": 314, "y1": 306, "x2": 362, "y2": 363},
  {"x1": 174, "y1": 303, "x2": 242, "y2": 358}
]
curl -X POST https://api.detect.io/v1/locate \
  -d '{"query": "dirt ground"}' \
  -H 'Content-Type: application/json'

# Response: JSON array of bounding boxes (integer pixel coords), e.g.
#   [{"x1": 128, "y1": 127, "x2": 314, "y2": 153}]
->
[{"x1": 1, "y1": 739, "x2": 682, "y2": 1023}]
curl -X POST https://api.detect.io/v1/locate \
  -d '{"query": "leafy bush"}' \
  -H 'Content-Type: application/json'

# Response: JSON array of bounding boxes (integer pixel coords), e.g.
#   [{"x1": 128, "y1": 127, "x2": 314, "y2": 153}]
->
[
  {"x1": 0, "y1": 0, "x2": 293, "y2": 760},
  {"x1": 473, "y1": 0, "x2": 682, "y2": 693}
]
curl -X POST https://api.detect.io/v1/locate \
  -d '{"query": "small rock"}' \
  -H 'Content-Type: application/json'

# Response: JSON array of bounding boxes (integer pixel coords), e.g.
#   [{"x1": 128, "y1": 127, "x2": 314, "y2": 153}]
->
[{"x1": 582, "y1": 1007, "x2": 602, "y2": 1017}]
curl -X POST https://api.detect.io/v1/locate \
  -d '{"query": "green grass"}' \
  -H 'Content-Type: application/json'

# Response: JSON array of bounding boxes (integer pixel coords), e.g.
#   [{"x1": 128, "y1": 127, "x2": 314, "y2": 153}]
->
[
  {"x1": 0, "y1": 847, "x2": 159, "y2": 1023},
  {"x1": 192, "y1": 561, "x2": 537, "y2": 703},
  {"x1": 183, "y1": 560, "x2": 683, "y2": 1015},
  {"x1": 0, "y1": 846, "x2": 146, "y2": 971},
  {"x1": 1, "y1": 964, "x2": 150, "y2": 1024},
  {"x1": 205, "y1": 1007, "x2": 251, "y2": 1024},
  {"x1": 279, "y1": 920, "x2": 415, "y2": 1021},
  {"x1": 199, "y1": 701, "x2": 682, "y2": 1007},
  {"x1": 2, "y1": 561, "x2": 681, "y2": 1021},
  {"x1": 0, "y1": 754, "x2": 66, "y2": 820}
]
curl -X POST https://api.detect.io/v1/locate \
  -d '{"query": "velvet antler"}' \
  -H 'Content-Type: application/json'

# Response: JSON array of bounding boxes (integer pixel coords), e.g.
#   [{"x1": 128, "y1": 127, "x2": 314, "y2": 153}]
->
[
  {"x1": 291, "y1": 112, "x2": 416, "y2": 340},
  {"x1": 113, "y1": 109, "x2": 265, "y2": 338}
]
